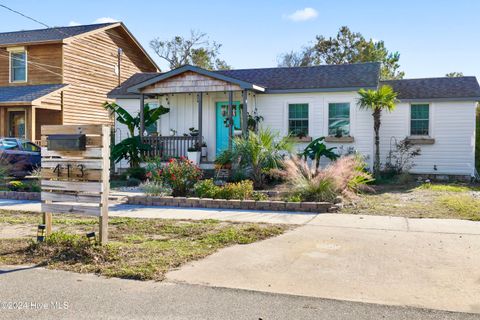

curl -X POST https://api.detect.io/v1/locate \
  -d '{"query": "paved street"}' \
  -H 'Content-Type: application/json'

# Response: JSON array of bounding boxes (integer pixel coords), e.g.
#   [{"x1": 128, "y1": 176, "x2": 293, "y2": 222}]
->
[
  {"x1": 0, "y1": 266, "x2": 478, "y2": 320},
  {"x1": 2, "y1": 199, "x2": 480, "y2": 316}
]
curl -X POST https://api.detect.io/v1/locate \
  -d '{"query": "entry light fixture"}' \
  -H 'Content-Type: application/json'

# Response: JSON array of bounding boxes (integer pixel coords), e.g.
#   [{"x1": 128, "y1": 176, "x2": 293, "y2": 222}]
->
[{"x1": 37, "y1": 224, "x2": 46, "y2": 242}]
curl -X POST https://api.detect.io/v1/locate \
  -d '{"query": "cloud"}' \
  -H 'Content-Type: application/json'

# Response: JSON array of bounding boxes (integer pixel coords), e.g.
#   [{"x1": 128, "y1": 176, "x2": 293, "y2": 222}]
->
[
  {"x1": 284, "y1": 8, "x2": 318, "y2": 22},
  {"x1": 68, "y1": 21, "x2": 81, "y2": 26},
  {"x1": 93, "y1": 17, "x2": 119, "y2": 24}
]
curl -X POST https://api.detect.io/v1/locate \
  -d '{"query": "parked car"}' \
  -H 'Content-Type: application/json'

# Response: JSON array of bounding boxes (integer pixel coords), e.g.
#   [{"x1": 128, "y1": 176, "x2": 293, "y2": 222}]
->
[{"x1": 0, "y1": 138, "x2": 41, "y2": 178}]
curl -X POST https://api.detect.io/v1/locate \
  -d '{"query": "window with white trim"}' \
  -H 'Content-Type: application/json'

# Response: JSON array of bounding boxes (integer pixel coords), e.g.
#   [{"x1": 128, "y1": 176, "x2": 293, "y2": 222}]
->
[
  {"x1": 288, "y1": 103, "x2": 308, "y2": 137},
  {"x1": 10, "y1": 50, "x2": 27, "y2": 82},
  {"x1": 410, "y1": 104, "x2": 429, "y2": 136},
  {"x1": 328, "y1": 102, "x2": 350, "y2": 136}
]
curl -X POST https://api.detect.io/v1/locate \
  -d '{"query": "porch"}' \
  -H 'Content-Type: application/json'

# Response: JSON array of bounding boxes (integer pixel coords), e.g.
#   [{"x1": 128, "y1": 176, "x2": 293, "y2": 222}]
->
[
  {"x1": 129, "y1": 65, "x2": 266, "y2": 163},
  {"x1": 0, "y1": 84, "x2": 66, "y2": 143}
]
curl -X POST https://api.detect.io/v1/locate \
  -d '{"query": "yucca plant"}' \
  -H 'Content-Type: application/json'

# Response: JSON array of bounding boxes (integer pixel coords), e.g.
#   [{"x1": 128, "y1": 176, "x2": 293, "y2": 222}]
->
[{"x1": 230, "y1": 129, "x2": 293, "y2": 188}]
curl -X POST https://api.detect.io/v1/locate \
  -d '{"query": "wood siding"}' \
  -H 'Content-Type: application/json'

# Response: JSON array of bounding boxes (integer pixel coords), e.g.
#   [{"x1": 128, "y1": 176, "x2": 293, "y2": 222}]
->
[
  {"x1": 62, "y1": 27, "x2": 157, "y2": 125},
  {"x1": 0, "y1": 44, "x2": 63, "y2": 86},
  {"x1": 142, "y1": 71, "x2": 242, "y2": 94}
]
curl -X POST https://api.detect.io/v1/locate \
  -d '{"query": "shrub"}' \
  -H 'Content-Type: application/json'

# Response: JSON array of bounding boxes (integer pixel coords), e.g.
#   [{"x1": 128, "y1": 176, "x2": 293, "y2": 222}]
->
[
  {"x1": 140, "y1": 181, "x2": 172, "y2": 196},
  {"x1": 384, "y1": 139, "x2": 421, "y2": 175},
  {"x1": 124, "y1": 167, "x2": 146, "y2": 181},
  {"x1": 7, "y1": 180, "x2": 26, "y2": 191},
  {"x1": 218, "y1": 180, "x2": 254, "y2": 200},
  {"x1": 282, "y1": 155, "x2": 374, "y2": 202},
  {"x1": 252, "y1": 191, "x2": 269, "y2": 201},
  {"x1": 144, "y1": 157, "x2": 163, "y2": 181},
  {"x1": 194, "y1": 179, "x2": 220, "y2": 198},
  {"x1": 160, "y1": 157, "x2": 202, "y2": 196},
  {"x1": 230, "y1": 129, "x2": 293, "y2": 189},
  {"x1": 194, "y1": 179, "x2": 254, "y2": 200},
  {"x1": 126, "y1": 178, "x2": 141, "y2": 187}
]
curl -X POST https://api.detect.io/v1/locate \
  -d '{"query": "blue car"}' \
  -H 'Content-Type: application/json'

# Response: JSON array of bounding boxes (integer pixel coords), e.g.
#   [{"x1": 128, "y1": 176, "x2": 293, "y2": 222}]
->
[{"x1": 0, "y1": 138, "x2": 41, "y2": 178}]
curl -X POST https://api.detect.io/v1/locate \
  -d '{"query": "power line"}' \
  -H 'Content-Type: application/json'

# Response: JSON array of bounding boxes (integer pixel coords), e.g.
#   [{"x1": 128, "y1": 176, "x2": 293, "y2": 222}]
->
[{"x1": 0, "y1": 3, "x2": 49, "y2": 29}]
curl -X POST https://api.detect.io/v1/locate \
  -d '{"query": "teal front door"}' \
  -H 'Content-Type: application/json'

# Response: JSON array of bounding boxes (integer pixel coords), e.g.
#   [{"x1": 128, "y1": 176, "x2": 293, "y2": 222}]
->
[{"x1": 216, "y1": 101, "x2": 241, "y2": 155}]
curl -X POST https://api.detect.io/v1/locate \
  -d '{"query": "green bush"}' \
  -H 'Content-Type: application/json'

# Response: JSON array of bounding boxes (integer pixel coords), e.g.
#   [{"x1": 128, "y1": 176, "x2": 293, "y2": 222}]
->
[
  {"x1": 124, "y1": 167, "x2": 146, "y2": 181},
  {"x1": 126, "y1": 178, "x2": 141, "y2": 187},
  {"x1": 140, "y1": 181, "x2": 172, "y2": 196},
  {"x1": 194, "y1": 179, "x2": 254, "y2": 200},
  {"x1": 218, "y1": 180, "x2": 254, "y2": 200},
  {"x1": 7, "y1": 180, "x2": 26, "y2": 191},
  {"x1": 252, "y1": 191, "x2": 269, "y2": 201},
  {"x1": 194, "y1": 179, "x2": 220, "y2": 198}
]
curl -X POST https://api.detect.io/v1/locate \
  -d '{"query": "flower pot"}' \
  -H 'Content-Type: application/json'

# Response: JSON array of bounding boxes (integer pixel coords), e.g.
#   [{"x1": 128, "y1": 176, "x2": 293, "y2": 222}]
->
[
  {"x1": 187, "y1": 151, "x2": 201, "y2": 165},
  {"x1": 201, "y1": 146, "x2": 208, "y2": 157}
]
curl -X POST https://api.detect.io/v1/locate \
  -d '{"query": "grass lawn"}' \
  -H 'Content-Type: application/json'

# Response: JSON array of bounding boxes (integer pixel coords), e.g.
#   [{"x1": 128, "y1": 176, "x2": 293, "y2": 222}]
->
[
  {"x1": 342, "y1": 182, "x2": 480, "y2": 221},
  {"x1": 0, "y1": 210, "x2": 288, "y2": 280}
]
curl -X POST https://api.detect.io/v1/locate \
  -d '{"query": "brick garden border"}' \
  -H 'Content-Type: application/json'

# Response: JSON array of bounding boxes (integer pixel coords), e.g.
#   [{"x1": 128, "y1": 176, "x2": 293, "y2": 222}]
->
[
  {"x1": 0, "y1": 191, "x2": 40, "y2": 200},
  {"x1": 127, "y1": 195, "x2": 339, "y2": 213}
]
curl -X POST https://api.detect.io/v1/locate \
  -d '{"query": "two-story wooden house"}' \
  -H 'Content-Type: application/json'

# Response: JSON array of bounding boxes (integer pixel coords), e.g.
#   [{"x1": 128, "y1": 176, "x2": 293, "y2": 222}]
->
[{"x1": 0, "y1": 22, "x2": 158, "y2": 142}]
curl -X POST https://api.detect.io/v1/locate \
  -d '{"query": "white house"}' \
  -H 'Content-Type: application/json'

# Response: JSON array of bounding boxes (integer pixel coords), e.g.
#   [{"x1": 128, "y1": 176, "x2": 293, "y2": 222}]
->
[{"x1": 108, "y1": 63, "x2": 480, "y2": 178}]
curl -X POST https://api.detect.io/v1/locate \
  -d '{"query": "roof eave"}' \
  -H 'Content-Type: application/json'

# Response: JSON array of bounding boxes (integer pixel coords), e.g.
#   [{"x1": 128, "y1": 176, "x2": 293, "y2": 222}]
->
[
  {"x1": 264, "y1": 86, "x2": 377, "y2": 94},
  {"x1": 0, "y1": 39, "x2": 64, "y2": 47},
  {"x1": 127, "y1": 65, "x2": 265, "y2": 93},
  {"x1": 398, "y1": 97, "x2": 480, "y2": 103}
]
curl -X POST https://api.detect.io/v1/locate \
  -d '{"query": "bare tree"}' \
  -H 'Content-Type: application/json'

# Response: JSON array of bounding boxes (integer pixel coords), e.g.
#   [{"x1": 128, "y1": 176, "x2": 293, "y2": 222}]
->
[{"x1": 150, "y1": 30, "x2": 230, "y2": 70}]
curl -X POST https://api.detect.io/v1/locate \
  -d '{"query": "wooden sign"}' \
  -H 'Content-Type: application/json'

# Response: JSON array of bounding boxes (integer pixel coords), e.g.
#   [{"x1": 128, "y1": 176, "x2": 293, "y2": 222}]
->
[{"x1": 40, "y1": 125, "x2": 110, "y2": 244}]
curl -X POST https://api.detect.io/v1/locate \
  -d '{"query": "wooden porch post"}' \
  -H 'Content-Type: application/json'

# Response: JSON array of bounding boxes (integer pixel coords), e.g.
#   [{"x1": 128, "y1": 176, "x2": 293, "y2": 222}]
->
[
  {"x1": 139, "y1": 94, "x2": 145, "y2": 138},
  {"x1": 242, "y1": 90, "x2": 248, "y2": 137},
  {"x1": 197, "y1": 92, "x2": 203, "y2": 147},
  {"x1": 228, "y1": 91, "x2": 233, "y2": 150}
]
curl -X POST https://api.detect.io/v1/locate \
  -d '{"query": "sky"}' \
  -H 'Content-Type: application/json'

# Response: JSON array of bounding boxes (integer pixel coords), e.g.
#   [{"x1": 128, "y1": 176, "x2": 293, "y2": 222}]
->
[{"x1": 0, "y1": 0, "x2": 479, "y2": 80}]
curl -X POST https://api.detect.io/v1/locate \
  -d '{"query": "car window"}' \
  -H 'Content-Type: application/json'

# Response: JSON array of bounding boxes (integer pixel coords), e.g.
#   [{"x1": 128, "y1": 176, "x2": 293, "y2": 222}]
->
[
  {"x1": 0, "y1": 140, "x2": 19, "y2": 150},
  {"x1": 22, "y1": 142, "x2": 40, "y2": 152}
]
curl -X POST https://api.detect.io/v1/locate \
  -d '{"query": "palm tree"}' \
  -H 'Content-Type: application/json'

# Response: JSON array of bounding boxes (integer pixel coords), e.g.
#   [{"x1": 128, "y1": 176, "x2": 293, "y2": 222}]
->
[
  {"x1": 357, "y1": 85, "x2": 398, "y2": 176},
  {"x1": 230, "y1": 129, "x2": 293, "y2": 188}
]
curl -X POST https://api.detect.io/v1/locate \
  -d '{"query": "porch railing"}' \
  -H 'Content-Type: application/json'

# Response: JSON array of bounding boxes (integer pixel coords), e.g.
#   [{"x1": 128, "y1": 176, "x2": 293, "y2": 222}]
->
[{"x1": 142, "y1": 136, "x2": 200, "y2": 160}]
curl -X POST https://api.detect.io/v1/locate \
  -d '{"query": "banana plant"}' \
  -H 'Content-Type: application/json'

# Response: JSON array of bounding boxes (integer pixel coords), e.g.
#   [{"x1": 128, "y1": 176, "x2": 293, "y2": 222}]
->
[
  {"x1": 104, "y1": 102, "x2": 170, "y2": 168},
  {"x1": 300, "y1": 137, "x2": 339, "y2": 169}
]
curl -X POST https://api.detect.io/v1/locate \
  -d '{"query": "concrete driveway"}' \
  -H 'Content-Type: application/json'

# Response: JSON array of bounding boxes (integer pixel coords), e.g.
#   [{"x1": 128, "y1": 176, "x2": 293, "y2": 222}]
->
[{"x1": 168, "y1": 214, "x2": 480, "y2": 314}]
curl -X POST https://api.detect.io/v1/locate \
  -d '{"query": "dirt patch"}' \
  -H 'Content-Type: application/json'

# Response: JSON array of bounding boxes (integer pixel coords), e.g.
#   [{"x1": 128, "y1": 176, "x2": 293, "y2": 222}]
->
[{"x1": 342, "y1": 183, "x2": 480, "y2": 220}]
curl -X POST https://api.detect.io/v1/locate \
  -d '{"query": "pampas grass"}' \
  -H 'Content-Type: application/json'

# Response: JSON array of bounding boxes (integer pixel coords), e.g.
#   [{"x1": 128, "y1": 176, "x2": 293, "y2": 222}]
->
[{"x1": 282, "y1": 155, "x2": 374, "y2": 202}]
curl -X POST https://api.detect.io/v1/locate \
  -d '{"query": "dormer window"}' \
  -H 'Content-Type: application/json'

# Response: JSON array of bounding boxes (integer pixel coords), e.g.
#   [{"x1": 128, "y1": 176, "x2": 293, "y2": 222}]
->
[{"x1": 9, "y1": 49, "x2": 27, "y2": 82}]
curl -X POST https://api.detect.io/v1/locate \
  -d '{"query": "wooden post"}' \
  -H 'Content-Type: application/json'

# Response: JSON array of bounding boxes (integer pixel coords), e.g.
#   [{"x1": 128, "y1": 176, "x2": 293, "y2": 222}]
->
[
  {"x1": 42, "y1": 212, "x2": 52, "y2": 236},
  {"x1": 41, "y1": 124, "x2": 110, "y2": 245},
  {"x1": 228, "y1": 91, "x2": 233, "y2": 150},
  {"x1": 139, "y1": 94, "x2": 145, "y2": 139},
  {"x1": 242, "y1": 90, "x2": 248, "y2": 137},
  {"x1": 197, "y1": 92, "x2": 203, "y2": 147},
  {"x1": 99, "y1": 125, "x2": 110, "y2": 245}
]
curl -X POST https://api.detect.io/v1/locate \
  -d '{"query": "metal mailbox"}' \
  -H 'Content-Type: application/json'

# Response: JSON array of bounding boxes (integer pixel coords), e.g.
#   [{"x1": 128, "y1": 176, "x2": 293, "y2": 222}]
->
[{"x1": 47, "y1": 134, "x2": 87, "y2": 151}]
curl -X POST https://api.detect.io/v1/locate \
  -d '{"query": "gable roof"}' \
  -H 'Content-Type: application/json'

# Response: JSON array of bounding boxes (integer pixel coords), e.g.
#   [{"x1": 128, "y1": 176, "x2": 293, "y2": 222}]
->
[
  {"x1": 0, "y1": 22, "x2": 159, "y2": 71},
  {"x1": 111, "y1": 62, "x2": 381, "y2": 97},
  {"x1": 381, "y1": 77, "x2": 480, "y2": 101},
  {"x1": 126, "y1": 65, "x2": 268, "y2": 94},
  {"x1": 0, "y1": 23, "x2": 117, "y2": 46},
  {"x1": 0, "y1": 84, "x2": 67, "y2": 105}
]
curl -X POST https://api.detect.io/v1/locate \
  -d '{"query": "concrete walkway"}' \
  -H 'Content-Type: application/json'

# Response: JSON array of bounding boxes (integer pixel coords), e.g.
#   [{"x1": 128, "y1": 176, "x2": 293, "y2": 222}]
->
[
  {"x1": 168, "y1": 214, "x2": 480, "y2": 314},
  {"x1": 0, "y1": 199, "x2": 318, "y2": 225}
]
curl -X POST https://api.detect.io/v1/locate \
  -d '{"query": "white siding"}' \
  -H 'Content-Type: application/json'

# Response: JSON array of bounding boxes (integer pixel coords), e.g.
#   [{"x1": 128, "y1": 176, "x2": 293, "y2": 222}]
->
[
  {"x1": 256, "y1": 92, "x2": 374, "y2": 169},
  {"x1": 114, "y1": 93, "x2": 476, "y2": 177},
  {"x1": 380, "y1": 101, "x2": 476, "y2": 176}
]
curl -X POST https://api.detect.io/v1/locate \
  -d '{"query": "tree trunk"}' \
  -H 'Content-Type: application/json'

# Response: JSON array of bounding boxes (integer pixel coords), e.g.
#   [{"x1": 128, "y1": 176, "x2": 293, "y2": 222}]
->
[{"x1": 373, "y1": 110, "x2": 381, "y2": 177}]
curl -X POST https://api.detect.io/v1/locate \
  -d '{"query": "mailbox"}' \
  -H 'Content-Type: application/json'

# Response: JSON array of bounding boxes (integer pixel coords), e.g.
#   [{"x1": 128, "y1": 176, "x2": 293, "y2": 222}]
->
[{"x1": 47, "y1": 134, "x2": 87, "y2": 151}]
